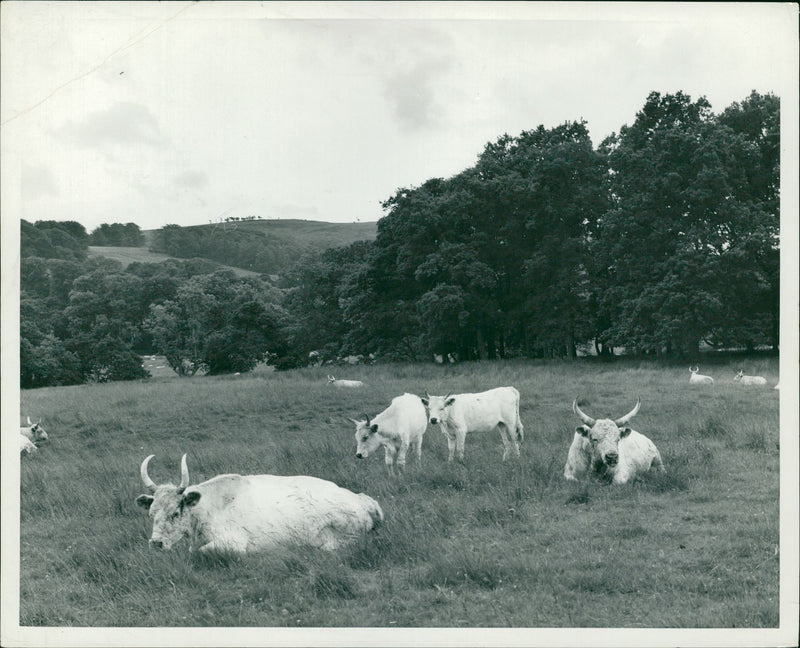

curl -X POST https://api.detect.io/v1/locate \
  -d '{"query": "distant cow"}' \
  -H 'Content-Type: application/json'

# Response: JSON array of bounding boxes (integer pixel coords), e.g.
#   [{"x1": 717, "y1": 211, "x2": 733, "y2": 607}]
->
[
  {"x1": 421, "y1": 387, "x2": 524, "y2": 462},
  {"x1": 136, "y1": 454, "x2": 383, "y2": 553},
  {"x1": 350, "y1": 393, "x2": 428, "y2": 476},
  {"x1": 565, "y1": 398, "x2": 665, "y2": 485},
  {"x1": 21, "y1": 417, "x2": 48, "y2": 444},
  {"x1": 20, "y1": 435, "x2": 38, "y2": 455},
  {"x1": 328, "y1": 375, "x2": 365, "y2": 388},
  {"x1": 689, "y1": 366, "x2": 714, "y2": 385},
  {"x1": 734, "y1": 371, "x2": 768, "y2": 386}
]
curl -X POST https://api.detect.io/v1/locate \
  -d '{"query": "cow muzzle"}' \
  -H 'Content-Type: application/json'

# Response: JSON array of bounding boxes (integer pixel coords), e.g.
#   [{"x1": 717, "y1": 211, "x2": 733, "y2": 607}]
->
[
  {"x1": 604, "y1": 452, "x2": 619, "y2": 467},
  {"x1": 356, "y1": 452, "x2": 365, "y2": 459},
  {"x1": 149, "y1": 539, "x2": 164, "y2": 549},
  {"x1": 429, "y1": 417, "x2": 439, "y2": 425}
]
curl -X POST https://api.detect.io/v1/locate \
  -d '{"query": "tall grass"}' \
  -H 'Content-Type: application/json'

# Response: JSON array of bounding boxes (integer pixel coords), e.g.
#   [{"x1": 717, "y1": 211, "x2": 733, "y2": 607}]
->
[{"x1": 18, "y1": 359, "x2": 780, "y2": 627}]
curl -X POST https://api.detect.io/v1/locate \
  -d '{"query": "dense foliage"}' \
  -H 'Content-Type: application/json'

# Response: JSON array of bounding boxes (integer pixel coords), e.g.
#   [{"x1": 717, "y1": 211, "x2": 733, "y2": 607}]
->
[
  {"x1": 19, "y1": 90, "x2": 780, "y2": 387},
  {"x1": 285, "y1": 91, "x2": 779, "y2": 361},
  {"x1": 20, "y1": 221, "x2": 291, "y2": 387}
]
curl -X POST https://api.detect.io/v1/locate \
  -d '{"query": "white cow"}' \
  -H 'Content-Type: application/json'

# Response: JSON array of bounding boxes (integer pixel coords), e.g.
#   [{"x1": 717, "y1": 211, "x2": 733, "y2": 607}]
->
[
  {"x1": 689, "y1": 366, "x2": 714, "y2": 385},
  {"x1": 21, "y1": 417, "x2": 48, "y2": 444},
  {"x1": 328, "y1": 375, "x2": 365, "y2": 388},
  {"x1": 350, "y1": 393, "x2": 428, "y2": 476},
  {"x1": 136, "y1": 454, "x2": 383, "y2": 553},
  {"x1": 564, "y1": 398, "x2": 665, "y2": 485},
  {"x1": 20, "y1": 435, "x2": 38, "y2": 455},
  {"x1": 734, "y1": 371, "x2": 768, "y2": 386},
  {"x1": 421, "y1": 387, "x2": 524, "y2": 462}
]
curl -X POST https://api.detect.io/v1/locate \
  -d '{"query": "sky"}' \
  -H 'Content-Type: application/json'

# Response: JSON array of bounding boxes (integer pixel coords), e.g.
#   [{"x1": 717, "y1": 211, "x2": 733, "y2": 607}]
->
[{"x1": 1, "y1": 1, "x2": 797, "y2": 235}]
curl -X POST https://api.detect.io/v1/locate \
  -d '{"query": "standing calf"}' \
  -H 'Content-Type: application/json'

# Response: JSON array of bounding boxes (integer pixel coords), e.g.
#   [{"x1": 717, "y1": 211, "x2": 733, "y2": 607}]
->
[
  {"x1": 421, "y1": 386, "x2": 524, "y2": 462},
  {"x1": 350, "y1": 393, "x2": 428, "y2": 476},
  {"x1": 564, "y1": 397, "x2": 665, "y2": 485}
]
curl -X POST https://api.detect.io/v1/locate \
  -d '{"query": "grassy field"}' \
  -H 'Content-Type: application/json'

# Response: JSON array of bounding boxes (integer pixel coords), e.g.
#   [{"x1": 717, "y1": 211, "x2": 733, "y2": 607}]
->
[
  {"x1": 17, "y1": 359, "x2": 781, "y2": 630},
  {"x1": 86, "y1": 246, "x2": 263, "y2": 278}
]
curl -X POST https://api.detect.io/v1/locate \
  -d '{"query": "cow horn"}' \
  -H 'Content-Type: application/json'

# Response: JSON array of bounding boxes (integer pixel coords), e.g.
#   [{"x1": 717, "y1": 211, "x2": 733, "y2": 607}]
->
[
  {"x1": 361, "y1": 413, "x2": 371, "y2": 425},
  {"x1": 615, "y1": 398, "x2": 641, "y2": 426},
  {"x1": 444, "y1": 392, "x2": 452, "y2": 400},
  {"x1": 573, "y1": 399, "x2": 596, "y2": 426},
  {"x1": 140, "y1": 454, "x2": 158, "y2": 491},
  {"x1": 179, "y1": 454, "x2": 190, "y2": 490}
]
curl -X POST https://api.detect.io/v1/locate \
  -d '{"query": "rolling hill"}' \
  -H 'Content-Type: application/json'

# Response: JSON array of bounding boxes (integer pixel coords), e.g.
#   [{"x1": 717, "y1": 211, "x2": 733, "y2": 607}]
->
[{"x1": 142, "y1": 218, "x2": 378, "y2": 276}]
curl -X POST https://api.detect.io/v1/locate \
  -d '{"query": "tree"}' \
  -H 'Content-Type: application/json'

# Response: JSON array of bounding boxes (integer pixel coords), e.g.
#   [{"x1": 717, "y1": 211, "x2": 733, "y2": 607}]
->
[
  {"x1": 592, "y1": 91, "x2": 778, "y2": 356},
  {"x1": 145, "y1": 271, "x2": 289, "y2": 375}
]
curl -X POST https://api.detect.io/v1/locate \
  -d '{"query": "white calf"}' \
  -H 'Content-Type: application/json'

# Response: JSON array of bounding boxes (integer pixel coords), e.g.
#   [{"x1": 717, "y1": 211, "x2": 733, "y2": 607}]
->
[
  {"x1": 328, "y1": 375, "x2": 365, "y2": 388},
  {"x1": 21, "y1": 417, "x2": 48, "y2": 444},
  {"x1": 421, "y1": 386, "x2": 524, "y2": 462},
  {"x1": 350, "y1": 393, "x2": 428, "y2": 476},
  {"x1": 734, "y1": 371, "x2": 768, "y2": 386}
]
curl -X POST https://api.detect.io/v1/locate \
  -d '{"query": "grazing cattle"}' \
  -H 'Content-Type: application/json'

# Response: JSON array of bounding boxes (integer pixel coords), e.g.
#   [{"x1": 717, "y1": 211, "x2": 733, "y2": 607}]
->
[
  {"x1": 349, "y1": 393, "x2": 428, "y2": 476},
  {"x1": 20, "y1": 435, "x2": 38, "y2": 455},
  {"x1": 734, "y1": 371, "x2": 768, "y2": 386},
  {"x1": 328, "y1": 375, "x2": 365, "y2": 388},
  {"x1": 564, "y1": 398, "x2": 665, "y2": 485},
  {"x1": 420, "y1": 387, "x2": 524, "y2": 462},
  {"x1": 136, "y1": 454, "x2": 383, "y2": 553},
  {"x1": 689, "y1": 366, "x2": 714, "y2": 385},
  {"x1": 21, "y1": 417, "x2": 48, "y2": 444}
]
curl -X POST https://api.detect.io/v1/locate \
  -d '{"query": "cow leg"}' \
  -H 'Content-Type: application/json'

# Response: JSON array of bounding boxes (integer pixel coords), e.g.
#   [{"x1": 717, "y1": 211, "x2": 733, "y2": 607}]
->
[
  {"x1": 395, "y1": 441, "x2": 410, "y2": 474},
  {"x1": 442, "y1": 428, "x2": 456, "y2": 462},
  {"x1": 384, "y1": 445, "x2": 397, "y2": 476},
  {"x1": 497, "y1": 423, "x2": 520, "y2": 461},
  {"x1": 455, "y1": 429, "x2": 467, "y2": 463},
  {"x1": 652, "y1": 450, "x2": 666, "y2": 474},
  {"x1": 415, "y1": 439, "x2": 423, "y2": 465}
]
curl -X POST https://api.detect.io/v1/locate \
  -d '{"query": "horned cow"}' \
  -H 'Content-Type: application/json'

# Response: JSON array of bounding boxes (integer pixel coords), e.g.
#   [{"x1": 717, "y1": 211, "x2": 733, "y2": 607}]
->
[
  {"x1": 421, "y1": 386, "x2": 524, "y2": 462},
  {"x1": 564, "y1": 398, "x2": 665, "y2": 485},
  {"x1": 350, "y1": 393, "x2": 428, "y2": 476},
  {"x1": 136, "y1": 454, "x2": 383, "y2": 553},
  {"x1": 21, "y1": 417, "x2": 48, "y2": 444},
  {"x1": 689, "y1": 366, "x2": 714, "y2": 385}
]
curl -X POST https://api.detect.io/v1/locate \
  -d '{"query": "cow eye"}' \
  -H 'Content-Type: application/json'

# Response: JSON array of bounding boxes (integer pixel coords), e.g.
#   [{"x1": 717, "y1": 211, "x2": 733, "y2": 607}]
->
[
  {"x1": 171, "y1": 511, "x2": 180, "y2": 519},
  {"x1": 361, "y1": 436, "x2": 368, "y2": 442}
]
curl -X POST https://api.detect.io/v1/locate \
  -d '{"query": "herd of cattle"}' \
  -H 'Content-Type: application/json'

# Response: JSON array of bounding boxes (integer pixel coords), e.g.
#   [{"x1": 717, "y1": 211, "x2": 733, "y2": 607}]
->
[{"x1": 19, "y1": 366, "x2": 776, "y2": 555}]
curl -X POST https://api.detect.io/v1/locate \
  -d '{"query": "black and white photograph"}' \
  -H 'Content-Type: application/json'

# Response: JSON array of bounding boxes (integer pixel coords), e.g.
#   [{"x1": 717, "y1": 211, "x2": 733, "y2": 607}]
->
[{"x1": 1, "y1": 2, "x2": 798, "y2": 647}]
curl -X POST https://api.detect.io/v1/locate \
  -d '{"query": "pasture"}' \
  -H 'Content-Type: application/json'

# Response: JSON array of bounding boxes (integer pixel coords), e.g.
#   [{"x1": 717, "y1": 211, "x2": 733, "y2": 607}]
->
[{"x1": 18, "y1": 359, "x2": 780, "y2": 629}]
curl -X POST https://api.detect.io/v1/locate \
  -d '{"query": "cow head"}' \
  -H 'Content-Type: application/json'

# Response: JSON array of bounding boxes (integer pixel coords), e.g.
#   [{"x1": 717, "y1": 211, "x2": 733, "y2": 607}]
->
[
  {"x1": 135, "y1": 454, "x2": 201, "y2": 550},
  {"x1": 734, "y1": 370, "x2": 744, "y2": 381},
  {"x1": 573, "y1": 398, "x2": 640, "y2": 475},
  {"x1": 420, "y1": 393, "x2": 454, "y2": 425},
  {"x1": 349, "y1": 414, "x2": 380, "y2": 458},
  {"x1": 328, "y1": 375, "x2": 337, "y2": 384},
  {"x1": 26, "y1": 417, "x2": 48, "y2": 443}
]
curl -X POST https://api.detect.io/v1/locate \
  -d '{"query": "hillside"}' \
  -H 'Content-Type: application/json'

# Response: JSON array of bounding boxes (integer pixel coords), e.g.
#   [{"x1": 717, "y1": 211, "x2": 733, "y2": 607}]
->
[
  {"x1": 86, "y1": 246, "x2": 263, "y2": 278},
  {"x1": 143, "y1": 218, "x2": 378, "y2": 276}
]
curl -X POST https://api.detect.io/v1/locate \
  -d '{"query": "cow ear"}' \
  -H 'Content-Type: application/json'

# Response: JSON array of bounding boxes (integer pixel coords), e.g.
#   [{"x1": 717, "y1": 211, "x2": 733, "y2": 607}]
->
[
  {"x1": 136, "y1": 494, "x2": 154, "y2": 510},
  {"x1": 182, "y1": 491, "x2": 202, "y2": 507},
  {"x1": 445, "y1": 397, "x2": 456, "y2": 407},
  {"x1": 576, "y1": 425, "x2": 590, "y2": 437},
  {"x1": 420, "y1": 398, "x2": 429, "y2": 407},
  {"x1": 369, "y1": 424, "x2": 379, "y2": 434},
  {"x1": 619, "y1": 427, "x2": 632, "y2": 438}
]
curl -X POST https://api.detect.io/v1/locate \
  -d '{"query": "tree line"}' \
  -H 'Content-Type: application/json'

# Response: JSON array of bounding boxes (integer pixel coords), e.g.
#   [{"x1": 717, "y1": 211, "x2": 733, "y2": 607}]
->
[
  {"x1": 19, "y1": 90, "x2": 779, "y2": 387},
  {"x1": 285, "y1": 90, "x2": 779, "y2": 362}
]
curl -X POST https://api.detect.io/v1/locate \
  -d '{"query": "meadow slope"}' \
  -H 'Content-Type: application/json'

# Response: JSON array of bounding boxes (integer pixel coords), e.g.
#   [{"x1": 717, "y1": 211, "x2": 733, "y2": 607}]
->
[{"x1": 19, "y1": 359, "x2": 780, "y2": 628}]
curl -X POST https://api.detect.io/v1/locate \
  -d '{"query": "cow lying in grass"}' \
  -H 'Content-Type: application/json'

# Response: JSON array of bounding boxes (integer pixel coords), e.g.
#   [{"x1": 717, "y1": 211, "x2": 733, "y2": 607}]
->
[
  {"x1": 328, "y1": 375, "x2": 365, "y2": 388},
  {"x1": 564, "y1": 398, "x2": 665, "y2": 485},
  {"x1": 136, "y1": 454, "x2": 383, "y2": 553},
  {"x1": 733, "y1": 371, "x2": 768, "y2": 386},
  {"x1": 21, "y1": 417, "x2": 48, "y2": 444},
  {"x1": 350, "y1": 393, "x2": 428, "y2": 476}
]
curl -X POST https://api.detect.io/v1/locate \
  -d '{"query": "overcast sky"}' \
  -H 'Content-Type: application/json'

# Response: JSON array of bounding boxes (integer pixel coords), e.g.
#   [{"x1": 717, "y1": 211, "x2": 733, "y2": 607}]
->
[{"x1": 1, "y1": 1, "x2": 797, "y2": 232}]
